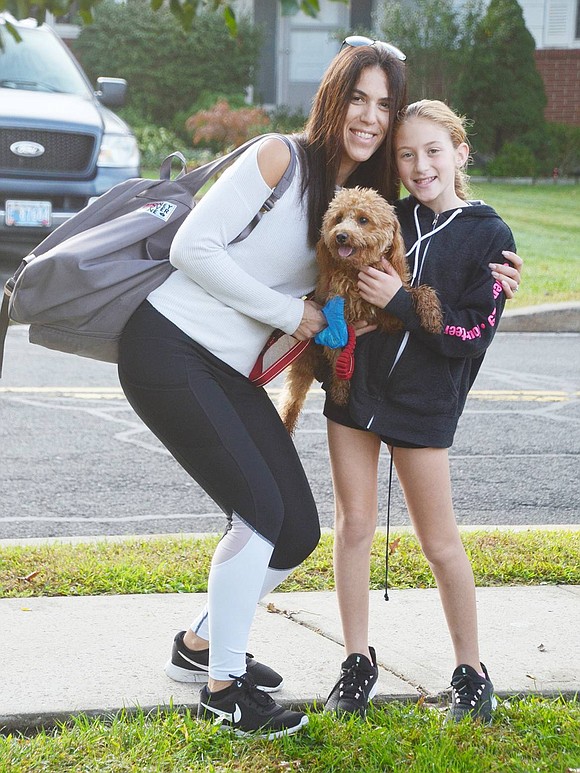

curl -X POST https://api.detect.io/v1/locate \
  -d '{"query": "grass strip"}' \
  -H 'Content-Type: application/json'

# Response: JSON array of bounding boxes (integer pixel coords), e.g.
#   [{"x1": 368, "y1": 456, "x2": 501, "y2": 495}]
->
[
  {"x1": 468, "y1": 183, "x2": 579, "y2": 308},
  {"x1": 1, "y1": 530, "x2": 578, "y2": 598},
  {"x1": 0, "y1": 697, "x2": 578, "y2": 772}
]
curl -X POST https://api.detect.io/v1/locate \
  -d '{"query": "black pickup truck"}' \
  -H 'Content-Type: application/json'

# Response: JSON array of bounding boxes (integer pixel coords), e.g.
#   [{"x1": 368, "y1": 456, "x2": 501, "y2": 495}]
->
[{"x1": 0, "y1": 14, "x2": 140, "y2": 258}]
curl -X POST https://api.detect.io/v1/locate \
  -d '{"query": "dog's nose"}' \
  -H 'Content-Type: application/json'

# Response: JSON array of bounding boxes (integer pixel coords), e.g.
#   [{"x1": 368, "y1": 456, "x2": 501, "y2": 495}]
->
[{"x1": 335, "y1": 232, "x2": 348, "y2": 244}]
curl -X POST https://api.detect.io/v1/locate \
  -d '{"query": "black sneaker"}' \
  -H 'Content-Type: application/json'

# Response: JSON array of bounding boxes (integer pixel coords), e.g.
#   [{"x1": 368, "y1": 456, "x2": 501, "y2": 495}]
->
[
  {"x1": 323, "y1": 646, "x2": 379, "y2": 717},
  {"x1": 447, "y1": 662, "x2": 497, "y2": 724},
  {"x1": 164, "y1": 631, "x2": 284, "y2": 692},
  {"x1": 197, "y1": 674, "x2": 308, "y2": 739}
]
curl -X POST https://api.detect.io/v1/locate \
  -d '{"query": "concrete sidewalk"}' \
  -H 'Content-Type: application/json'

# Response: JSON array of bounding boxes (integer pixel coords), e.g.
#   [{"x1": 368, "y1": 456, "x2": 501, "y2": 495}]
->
[{"x1": 1, "y1": 585, "x2": 578, "y2": 731}]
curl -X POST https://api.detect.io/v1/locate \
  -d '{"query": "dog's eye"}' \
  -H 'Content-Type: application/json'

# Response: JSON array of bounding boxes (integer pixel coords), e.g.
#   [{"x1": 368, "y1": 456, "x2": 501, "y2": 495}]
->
[{"x1": 358, "y1": 217, "x2": 369, "y2": 225}]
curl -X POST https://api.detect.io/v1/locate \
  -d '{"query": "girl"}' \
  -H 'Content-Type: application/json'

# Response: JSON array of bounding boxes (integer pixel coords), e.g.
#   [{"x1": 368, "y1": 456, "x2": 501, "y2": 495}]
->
[{"x1": 324, "y1": 99, "x2": 518, "y2": 723}]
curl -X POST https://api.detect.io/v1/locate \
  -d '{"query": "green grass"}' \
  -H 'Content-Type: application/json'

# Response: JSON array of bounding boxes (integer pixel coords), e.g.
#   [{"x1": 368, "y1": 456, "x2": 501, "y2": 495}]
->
[
  {"x1": 1, "y1": 530, "x2": 578, "y2": 598},
  {"x1": 468, "y1": 183, "x2": 579, "y2": 308},
  {"x1": 1, "y1": 697, "x2": 578, "y2": 772}
]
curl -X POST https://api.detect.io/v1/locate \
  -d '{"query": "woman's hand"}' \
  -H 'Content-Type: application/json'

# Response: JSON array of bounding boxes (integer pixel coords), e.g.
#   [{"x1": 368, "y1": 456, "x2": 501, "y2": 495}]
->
[
  {"x1": 358, "y1": 258, "x2": 402, "y2": 308},
  {"x1": 490, "y1": 250, "x2": 523, "y2": 300},
  {"x1": 292, "y1": 299, "x2": 326, "y2": 341}
]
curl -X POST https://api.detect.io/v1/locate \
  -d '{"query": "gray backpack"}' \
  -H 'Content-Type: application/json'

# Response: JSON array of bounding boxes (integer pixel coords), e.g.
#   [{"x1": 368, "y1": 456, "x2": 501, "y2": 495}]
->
[{"x1": 0, "y1": 134, "x2": 298, "y2": 377}]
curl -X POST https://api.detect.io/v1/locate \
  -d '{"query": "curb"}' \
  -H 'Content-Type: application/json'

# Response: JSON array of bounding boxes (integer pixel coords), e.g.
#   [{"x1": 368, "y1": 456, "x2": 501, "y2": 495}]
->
[{"x1": 500, "y1": 301, "x2": 580, "y2": 333}]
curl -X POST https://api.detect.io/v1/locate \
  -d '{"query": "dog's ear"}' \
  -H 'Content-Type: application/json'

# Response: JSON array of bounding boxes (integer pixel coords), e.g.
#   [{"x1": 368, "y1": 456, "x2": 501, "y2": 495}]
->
[
  {"x1": 315, "y1": 241, "x2": 335, "y2": 300},
  {"x1": 316, "y1": 239, "x2": 334, "y2": 271}
]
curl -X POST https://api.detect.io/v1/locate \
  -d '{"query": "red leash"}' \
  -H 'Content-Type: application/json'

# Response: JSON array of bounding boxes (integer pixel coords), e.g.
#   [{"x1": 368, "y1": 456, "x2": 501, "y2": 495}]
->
[{"x1": 335, "y1": 324, "x2": 356, "y2": 380}]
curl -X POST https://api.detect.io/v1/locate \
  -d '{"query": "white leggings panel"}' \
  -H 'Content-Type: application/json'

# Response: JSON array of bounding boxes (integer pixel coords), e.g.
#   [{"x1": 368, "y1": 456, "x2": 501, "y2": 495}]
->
[
  {"x1": 208, "y1": 525, "x2": 274, "y2": 680},
  {"x1": 190, "y1": 565, "x2": 294, "y2": 642},
  {"x1": 191, "y1": 513, "x2": 293, "y2": 656}
]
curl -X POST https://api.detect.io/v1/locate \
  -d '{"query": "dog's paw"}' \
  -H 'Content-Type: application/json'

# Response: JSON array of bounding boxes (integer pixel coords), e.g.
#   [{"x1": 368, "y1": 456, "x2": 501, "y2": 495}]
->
[{"x1": 411, "y1": 286, "x2": 444, "y2": 334}]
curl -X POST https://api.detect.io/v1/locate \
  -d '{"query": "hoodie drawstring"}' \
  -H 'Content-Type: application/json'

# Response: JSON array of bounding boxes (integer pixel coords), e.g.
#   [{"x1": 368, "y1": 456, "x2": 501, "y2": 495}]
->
[{"x1": 384, "y1": 448, "x2": 394, "y2": 601}]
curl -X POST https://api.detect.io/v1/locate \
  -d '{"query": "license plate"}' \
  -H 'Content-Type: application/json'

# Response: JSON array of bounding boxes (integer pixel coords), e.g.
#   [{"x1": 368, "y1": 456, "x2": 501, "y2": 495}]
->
[{"x1": 5, "y1": 199, "x2": 52, "y2": 228}]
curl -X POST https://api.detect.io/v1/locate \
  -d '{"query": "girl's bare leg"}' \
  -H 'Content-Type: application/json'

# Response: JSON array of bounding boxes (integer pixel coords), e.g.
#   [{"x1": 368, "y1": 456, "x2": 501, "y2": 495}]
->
[
  {"x1": 392, "y1": 446, "x2": 481, "y2": 671},
  {"x1": 327, "y1": 419, "x2": 382, "y2": 660}
]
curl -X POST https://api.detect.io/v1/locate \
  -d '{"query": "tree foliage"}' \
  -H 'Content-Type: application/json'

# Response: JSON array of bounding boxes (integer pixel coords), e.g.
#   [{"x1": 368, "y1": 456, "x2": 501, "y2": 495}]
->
[
  {"x1": 0, "y1": 0, "x2": 347, "y2": 34},
  {"x1": 379, "y1": 0, "x2": 484, "y2": 104},
  {"x1": 454, "y1": 0, "x2": 546, "y2": 155},
  {"x1": 73, "y1": 0, "x2": 260, "y2": 125}
]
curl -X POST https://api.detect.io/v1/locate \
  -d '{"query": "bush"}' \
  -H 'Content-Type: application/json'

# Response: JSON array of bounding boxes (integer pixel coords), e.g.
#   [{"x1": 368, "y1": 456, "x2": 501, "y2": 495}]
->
[
  {"x1": 535, "y1": 123, "x2": 580, "y2": 177},
  {"x1": 481, "y1": 124, "x2": 580, "y2": 178},
  {"x1": 74, "y1": 0, "x2": 261, "y2": 128},
  {"x1": 131, "y1": 124, "x2": 183, "y2": 169},
  {"x1": 486, "y1": 142, "x2": 539, "y2": 177},
  {"x1": 186, "y1": 100, "x2": 270, "y2": 151},
  {"x1": 267, "y1": 105, "x2": 307, "y2": 135},
  {"x1": 171, "y1": 91, "x2": 249, "y2": 143}
]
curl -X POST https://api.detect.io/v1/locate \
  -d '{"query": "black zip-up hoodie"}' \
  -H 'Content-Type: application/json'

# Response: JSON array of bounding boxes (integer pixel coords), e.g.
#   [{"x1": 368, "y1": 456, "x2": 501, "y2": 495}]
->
[{"x1": 348, "y1": 195, "x2": 516, "y2": 448}]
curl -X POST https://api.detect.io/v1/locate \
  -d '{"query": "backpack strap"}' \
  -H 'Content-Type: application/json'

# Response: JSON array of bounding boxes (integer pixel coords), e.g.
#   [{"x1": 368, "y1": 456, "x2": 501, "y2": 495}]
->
[
  {"x1": 231, "y1": 135, "x2": 297, "y2": 244},
  {"x1": 0, "y1": 287, "x2": 9, "y2": 379},
  {"x1": 0, "y1": 259, "x2": 27, "y2": 378},
  {"x1": 159, "y1": 151, "x2": 188, "y2": 181}
]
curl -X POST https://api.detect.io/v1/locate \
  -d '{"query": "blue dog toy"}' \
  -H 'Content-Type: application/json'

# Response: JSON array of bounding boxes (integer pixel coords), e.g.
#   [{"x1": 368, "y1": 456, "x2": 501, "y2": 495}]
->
[{"x1": 315, "y1": 296, "x2": 348, "y2": 348}]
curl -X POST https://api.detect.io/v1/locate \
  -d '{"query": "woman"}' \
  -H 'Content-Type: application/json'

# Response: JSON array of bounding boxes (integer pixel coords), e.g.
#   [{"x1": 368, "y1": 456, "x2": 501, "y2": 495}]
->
[{"x1": 117, "y1": 38, "x2": 410, "y2": 739}]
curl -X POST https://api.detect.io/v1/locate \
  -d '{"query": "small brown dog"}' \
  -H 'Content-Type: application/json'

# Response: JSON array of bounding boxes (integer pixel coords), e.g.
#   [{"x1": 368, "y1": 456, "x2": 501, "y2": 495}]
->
[{"x1": 278, "y1": 186, "x2": 443, "y2": 434}]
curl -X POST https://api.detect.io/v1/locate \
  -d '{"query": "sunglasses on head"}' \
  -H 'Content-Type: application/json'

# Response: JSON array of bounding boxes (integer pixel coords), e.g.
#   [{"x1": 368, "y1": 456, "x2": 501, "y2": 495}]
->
[{"x1": 341, "y1": 35, "x2": 406, "y2": 62}]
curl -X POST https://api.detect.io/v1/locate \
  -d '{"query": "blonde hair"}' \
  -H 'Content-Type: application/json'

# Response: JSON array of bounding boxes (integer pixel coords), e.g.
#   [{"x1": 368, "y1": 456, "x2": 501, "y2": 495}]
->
[{"x1": 396, "y1": 99, "x2": 471, "y2": 200}]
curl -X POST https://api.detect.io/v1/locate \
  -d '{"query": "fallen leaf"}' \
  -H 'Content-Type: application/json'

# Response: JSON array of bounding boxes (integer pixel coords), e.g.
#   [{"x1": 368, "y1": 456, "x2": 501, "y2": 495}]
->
[
  {"x1": 416, "y1": 694, "x2": 426, "y2": 708},
  {"x1": 266, "y1": 602, "x2": 276, "y2": 613},
  {"x1": 17, "y1": 570, "x2": 41, "y2": 582},
  {"x1": 389, "y1": 537, "x2": 401, "y2": 554}
]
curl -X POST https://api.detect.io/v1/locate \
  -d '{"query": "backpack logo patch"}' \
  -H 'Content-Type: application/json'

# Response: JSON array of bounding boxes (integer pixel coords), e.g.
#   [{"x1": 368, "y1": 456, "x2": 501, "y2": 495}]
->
[{"x1": 141, "y1": 201, "x2": 177, "y2": 221}]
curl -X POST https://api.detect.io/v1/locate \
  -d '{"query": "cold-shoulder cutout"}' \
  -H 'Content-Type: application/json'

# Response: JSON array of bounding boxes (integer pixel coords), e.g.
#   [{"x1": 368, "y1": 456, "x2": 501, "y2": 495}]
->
[{"x1": 257, "y1": 136, "x2": 292, "y2": 189}]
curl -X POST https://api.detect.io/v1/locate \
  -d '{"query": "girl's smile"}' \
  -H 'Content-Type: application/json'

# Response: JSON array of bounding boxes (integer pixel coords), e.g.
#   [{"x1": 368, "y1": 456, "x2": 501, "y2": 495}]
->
[{"x1": 396, "y1": 117, "x2": 469, "y2": 212}]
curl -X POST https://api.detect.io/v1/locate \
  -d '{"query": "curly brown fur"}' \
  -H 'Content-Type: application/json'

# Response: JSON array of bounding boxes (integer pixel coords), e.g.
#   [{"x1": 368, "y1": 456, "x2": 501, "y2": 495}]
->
[{"x1": 279, "y1": 187, "x2": 443, "y2": 435}]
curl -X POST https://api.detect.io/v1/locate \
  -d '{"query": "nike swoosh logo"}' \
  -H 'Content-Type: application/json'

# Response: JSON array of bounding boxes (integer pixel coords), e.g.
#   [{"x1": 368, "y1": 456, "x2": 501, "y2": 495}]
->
[
  {"x1": 178, "y1": 652, "x2": 209, "y2": 671},
  {"x1": 201, "y1": 701, "x2": 242, "y2": 724}
]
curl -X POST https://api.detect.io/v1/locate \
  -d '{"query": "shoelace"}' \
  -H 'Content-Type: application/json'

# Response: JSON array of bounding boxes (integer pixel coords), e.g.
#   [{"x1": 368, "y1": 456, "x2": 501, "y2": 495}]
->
[
  {"x1": 337, "y1": 661, "x2": 371, "y2": 699},
  {"x1": 451, "y1": 672, "x2": 483, "y2": 706},
  {"x1": 230, "y1": 673, "x2": 275, "y2": 709}
]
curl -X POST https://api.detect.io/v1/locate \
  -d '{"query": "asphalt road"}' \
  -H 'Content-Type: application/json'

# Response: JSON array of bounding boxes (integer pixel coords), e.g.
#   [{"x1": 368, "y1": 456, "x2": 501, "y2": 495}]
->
[{"x1": 0, "y1": 324, "x2": 578, "y2": 539}]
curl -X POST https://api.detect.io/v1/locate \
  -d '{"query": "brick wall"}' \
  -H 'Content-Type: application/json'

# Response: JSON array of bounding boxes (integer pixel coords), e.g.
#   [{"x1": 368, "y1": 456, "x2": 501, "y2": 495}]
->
[{"x1": 535, "y1": 49, "x2": 580, "y2": 126}]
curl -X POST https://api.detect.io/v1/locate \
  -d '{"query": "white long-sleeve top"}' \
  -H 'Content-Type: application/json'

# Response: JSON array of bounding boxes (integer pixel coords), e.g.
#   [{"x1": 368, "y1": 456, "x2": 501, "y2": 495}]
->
[{"x1": 147, "y1": 136, "x2": 317, "y2": 376}]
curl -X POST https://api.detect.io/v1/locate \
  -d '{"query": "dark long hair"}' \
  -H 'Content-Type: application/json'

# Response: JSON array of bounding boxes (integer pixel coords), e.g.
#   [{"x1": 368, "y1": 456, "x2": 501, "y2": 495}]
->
[{"x1": 296, "y1": 46, "x2": 407, "y2": 246}]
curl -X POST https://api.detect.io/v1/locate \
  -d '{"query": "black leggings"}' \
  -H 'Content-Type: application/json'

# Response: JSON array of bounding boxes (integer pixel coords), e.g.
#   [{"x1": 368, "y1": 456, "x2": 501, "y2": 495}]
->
[{"x1": 118, "y1": 301, "x2": 320, "y2": 570}]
